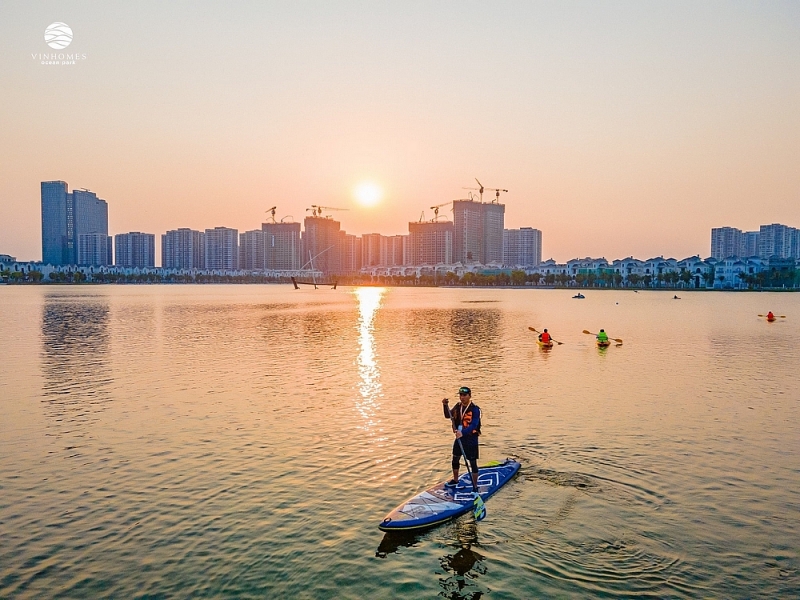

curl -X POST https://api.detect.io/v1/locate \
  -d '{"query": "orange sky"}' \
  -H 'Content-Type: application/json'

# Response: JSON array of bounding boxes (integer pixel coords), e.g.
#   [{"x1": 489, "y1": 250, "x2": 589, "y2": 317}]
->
[{"x1": 1, "y1": 2, "x2": 799, "y2": 262}]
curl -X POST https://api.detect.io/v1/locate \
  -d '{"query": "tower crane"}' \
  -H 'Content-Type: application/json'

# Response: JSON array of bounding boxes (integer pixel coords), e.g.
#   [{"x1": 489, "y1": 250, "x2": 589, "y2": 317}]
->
[
  {"x1": 462, "y1": 178, "x2": 485, "y2": 203},
  {"x1": 306, "y1": 205, "x2": 349, "y2": 218},
  {"x1": 486, "y1": 187, "x2": 508, "y2": 203},
  {"x1": 430, "y1": 201, "x2": 452, "y2": 222},
  {"x1": 462, "y1": 179, "x2": 509, "y2": 203},
  {"x1": 265, "y1": 206, "x2": 277, "y2": 223}
]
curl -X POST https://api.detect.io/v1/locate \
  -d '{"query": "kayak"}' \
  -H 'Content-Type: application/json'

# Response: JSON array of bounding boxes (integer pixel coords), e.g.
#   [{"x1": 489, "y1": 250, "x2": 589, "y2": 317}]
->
[
  {"x1": 597, "y1": 340, "x2": 611, "y2": 348},
  {"x1": 573, "y1": 294, "x2": 585, "y2": 299},
  {"x1": 537, "y1": 340, "x2": 554, "y2": 349},
  {"x1": 767, "y1": 317, "x2": 776, "y2": 322},
  {"x1": 378, "y1": 459, "x2": 521, "y2": 531}
]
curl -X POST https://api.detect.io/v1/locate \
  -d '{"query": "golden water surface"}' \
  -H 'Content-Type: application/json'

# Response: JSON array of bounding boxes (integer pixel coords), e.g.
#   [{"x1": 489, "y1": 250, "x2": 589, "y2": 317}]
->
[{"x1": 1, "y1": 285, "x2": 798, "y2": 598}]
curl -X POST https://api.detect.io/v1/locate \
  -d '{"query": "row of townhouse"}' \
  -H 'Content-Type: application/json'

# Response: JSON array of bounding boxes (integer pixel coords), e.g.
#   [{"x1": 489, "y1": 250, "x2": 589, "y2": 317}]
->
[
  {"x1": 359, "y1": 255, "x2": 798, "y2": 289},
  {"x1": 0, "y1": 260, "x2": 321, "y2": 281},
  {"x1": 534, "y1": 255, "x2": 798, "y2": 289},
  {"x1": 4, "y1": 256, "x2": 797, "y2": 288},
  {"x1": 359, "y1": 261, "x2": 506, "y2": 280}
]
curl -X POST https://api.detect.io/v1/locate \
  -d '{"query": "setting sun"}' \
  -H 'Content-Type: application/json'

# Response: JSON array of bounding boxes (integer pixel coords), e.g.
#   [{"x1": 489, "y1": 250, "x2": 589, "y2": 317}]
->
[{"x1": 354, "y1": 182, "x2": 382, "y2": 207}]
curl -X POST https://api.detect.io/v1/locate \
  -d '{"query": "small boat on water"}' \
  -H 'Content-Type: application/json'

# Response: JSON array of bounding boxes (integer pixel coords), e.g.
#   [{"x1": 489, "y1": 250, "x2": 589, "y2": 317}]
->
[
  {"x1": 291, "y1": 277, "x2": 337, "y2": 290},
  {"x1": 573, "y1": 293, "x2": 585, "y2": 299},
  {"x1": 537, "y1": 340, "x2": 554, "y2": 349},
  {"x1": 597, "y1": 340, "x2": 611, "y2": 348}
]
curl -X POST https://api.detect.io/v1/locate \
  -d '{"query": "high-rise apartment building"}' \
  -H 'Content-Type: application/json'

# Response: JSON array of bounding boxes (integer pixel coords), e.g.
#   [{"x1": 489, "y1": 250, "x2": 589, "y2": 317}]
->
[
  {"x1": 482, "y1": 203, "x2": 505, "y2": 264},
  {"x1": 387, "y1": 235, "x2": 406, "y2": 267},
  {"x1": 41, "y1": 181, "x2": 69, "y2": 265},
  {"x1": 205, "y1": 227, "x2": 239, "y2": 270},
  {"x1": 162, "y1": 228, "x2": 205, "y2": 269},
  {"x1": 453, "y1": 200, "x2": 483, "y2": 264},
  {"x1": 408, "y1": 221, "x2": 453, "y2": 266},
  {"x1": 262, "y1": 222, "x2": 302, "y2": 270},
  {"x1": 759, "y1": 223, "x2": 798, "y2": 259},
  {"x1": 359, "y1": 233, "x2": 407, "y2": 268},
  {"x1": 302, "y1": 216, "x2": 341, "y2": 274},
  {"x1": 711, "y1": 227, "x2": 744, "y2": 259},
  {"x1": 361, "y1": 233, "x2": 383, "y2": 268},
  {"x1": 77, "y1": 233, "x2": 112, "y2": 266},
  {"x1": 115, "y1": 232, "x2": 155, "y2": 268},
  {"x1": 339, "y1": 232, "x2": 362, "y2": 274},
  {"x1": 239, "y1": 230, "x2": 265, "y2": 270},
  {"x1": 503, "y1": 227, "x2": 542, "y2": 267},
  {"x1": 710, "y1": 224, "x2": 800, "y2": 259},
  {"x1": 41, "y1": 181, "x2": 109, "y2": 265},
  {"x1": 742, "y1": 231, "x2": 760, "y2": 257},
  {"x1": 452, "y1": 200, "x2": 505, "y2": 264}
]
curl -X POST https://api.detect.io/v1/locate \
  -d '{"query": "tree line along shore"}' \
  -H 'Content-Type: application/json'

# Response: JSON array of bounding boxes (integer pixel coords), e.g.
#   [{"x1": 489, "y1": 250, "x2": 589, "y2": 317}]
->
[{"x1": 2, "y1": 267, "x2": 798, "y2": 290}]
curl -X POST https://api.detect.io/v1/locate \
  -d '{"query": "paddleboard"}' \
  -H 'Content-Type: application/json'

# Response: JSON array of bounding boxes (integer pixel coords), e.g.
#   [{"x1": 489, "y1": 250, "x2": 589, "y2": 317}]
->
[{"x1": 378, "y1": 459, "x2": 520, "y2": 531}]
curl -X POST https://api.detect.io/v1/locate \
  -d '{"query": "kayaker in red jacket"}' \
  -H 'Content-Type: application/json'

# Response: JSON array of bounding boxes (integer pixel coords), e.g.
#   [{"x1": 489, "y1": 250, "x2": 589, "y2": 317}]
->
[
  {"x1": 538, "y1": 329, "x2": 551, "y2": 344},
  {"x1": 767, "y1": 311, "x2": 775, "y2": 321}
]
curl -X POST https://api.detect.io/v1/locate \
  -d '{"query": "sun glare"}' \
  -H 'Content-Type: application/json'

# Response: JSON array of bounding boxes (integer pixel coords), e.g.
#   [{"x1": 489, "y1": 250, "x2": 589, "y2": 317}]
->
[{"x1": 355, "y1": 182, "x2": 382, "y2": 207}]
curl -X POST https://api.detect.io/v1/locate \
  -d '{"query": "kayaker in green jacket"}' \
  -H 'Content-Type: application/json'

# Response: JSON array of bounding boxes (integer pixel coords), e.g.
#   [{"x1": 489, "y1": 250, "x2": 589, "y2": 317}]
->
[{"x1": 596, "y1": 329, "x2": 609, "y2": 343}]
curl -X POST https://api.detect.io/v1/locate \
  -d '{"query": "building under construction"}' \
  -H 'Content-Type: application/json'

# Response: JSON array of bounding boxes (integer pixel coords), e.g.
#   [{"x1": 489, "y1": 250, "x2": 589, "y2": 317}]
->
[
  {"x1": 453, "y1": 199, "x2": 505, "y2": 264},
  {"x1": 408, "y1": 220, "x2": 453, "y2": 266}
]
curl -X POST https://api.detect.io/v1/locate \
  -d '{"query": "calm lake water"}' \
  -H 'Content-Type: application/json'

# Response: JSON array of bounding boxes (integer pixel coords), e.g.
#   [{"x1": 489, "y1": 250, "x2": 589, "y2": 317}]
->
[{"x1": 1, "y1": 285, "x2": 798, "y2": 598}]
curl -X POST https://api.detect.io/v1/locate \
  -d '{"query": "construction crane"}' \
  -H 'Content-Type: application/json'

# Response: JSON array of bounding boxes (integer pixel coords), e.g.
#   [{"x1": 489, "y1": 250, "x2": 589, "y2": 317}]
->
[
  {"x1": 430, "y1": 201, "x2": 452, "y2": 222},
  {"x1": 265, "y1": 206, "x2": 277, "y2": 223},
  {"x1": 462, "y1": 178, "x2": 485, "y2": 202},
  {"x1": 486, "y1": 187, "x2": 508, "y2": 203},
  {"x1": 306, "y1": 205, "x2": 349, "y2": 218}
]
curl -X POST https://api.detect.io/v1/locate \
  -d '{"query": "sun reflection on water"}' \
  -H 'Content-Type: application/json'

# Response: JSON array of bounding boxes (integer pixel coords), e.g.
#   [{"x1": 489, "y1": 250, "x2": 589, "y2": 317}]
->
[{"x1": 354, "y1": 287, "x2": 385, "y2": 433}]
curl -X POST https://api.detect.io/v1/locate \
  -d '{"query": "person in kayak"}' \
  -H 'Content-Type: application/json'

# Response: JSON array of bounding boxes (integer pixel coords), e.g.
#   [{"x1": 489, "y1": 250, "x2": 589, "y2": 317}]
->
[
  {"x1": 538, "y1": 329, "x2": 551, "y2": 344},
  {"x1": 442, "y1": 387, "x2": 481, "y2": 493},
  {"x1": 767, "y1": 311, "x2": 775, "y2": 321},
  {"x1": 596, "y1": 329, "x2": 609, "y2": 344}
]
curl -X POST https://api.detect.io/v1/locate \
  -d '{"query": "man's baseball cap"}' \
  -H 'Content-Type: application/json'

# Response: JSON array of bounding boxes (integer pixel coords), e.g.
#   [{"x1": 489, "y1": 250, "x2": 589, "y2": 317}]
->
[{"x1": 458, "y1": 387, "x2": 471, "y2": 395}]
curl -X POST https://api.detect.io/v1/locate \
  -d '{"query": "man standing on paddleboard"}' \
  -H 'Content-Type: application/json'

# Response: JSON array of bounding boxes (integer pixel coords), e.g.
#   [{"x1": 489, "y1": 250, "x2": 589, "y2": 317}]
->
[{"x1": 442, "y1": 387, "x2": 481, "y2": 493}]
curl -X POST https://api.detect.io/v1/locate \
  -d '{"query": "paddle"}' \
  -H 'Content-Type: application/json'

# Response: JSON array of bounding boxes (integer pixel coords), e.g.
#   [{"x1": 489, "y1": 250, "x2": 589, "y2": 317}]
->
[
  {"x1": 456, "y1": 436, "x2": 486, "y2": 521},
  {"x1": 758, "y1": 314, "x2": 786, "y2": 318},
  {"x1": 528, "y1": 326, "x2": 563, "y2": 345},
  {"x1": 583, "y1": 330, "x2": 623, "y2": 344}
]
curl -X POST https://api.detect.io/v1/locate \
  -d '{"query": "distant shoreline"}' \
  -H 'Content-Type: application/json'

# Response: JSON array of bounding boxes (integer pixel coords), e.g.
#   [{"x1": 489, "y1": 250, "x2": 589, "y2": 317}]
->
[{"x1": 1, "y1": 281, "x2": 797, "y2": 292}]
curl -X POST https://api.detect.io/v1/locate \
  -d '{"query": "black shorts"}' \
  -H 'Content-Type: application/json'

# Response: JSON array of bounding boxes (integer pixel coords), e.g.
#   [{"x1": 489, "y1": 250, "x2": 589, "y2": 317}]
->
[{"x1": 452, "y1": 438, "x2": 479, "y2": 461}]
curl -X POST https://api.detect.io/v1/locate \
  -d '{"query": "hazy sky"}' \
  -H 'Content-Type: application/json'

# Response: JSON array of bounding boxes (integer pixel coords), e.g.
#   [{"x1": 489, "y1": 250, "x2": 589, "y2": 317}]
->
[{"x1": 1, "y1": 1, "x2": 799, "y2": 262}]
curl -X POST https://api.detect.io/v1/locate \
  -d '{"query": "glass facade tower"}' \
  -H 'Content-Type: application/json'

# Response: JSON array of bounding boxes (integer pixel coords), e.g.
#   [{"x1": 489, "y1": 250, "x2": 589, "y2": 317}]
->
[{"x1": 41, "y1": 181, "x2": 109, "y2": 265}]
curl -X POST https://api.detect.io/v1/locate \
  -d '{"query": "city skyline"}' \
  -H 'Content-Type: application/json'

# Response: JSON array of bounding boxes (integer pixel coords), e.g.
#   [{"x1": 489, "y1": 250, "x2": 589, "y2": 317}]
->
[
  {"x1": 31, "y1": 179, "x2": 800, "y2": 271},
  {"x1": 2, "y1": 3, "x2": 799, "y2": 262}
]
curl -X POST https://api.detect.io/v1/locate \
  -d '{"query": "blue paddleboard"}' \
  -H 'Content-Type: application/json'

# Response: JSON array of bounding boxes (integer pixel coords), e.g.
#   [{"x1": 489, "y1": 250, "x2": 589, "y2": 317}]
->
[{"x1": 378, "y1": 459, "x2": 521, "y2": 531}]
